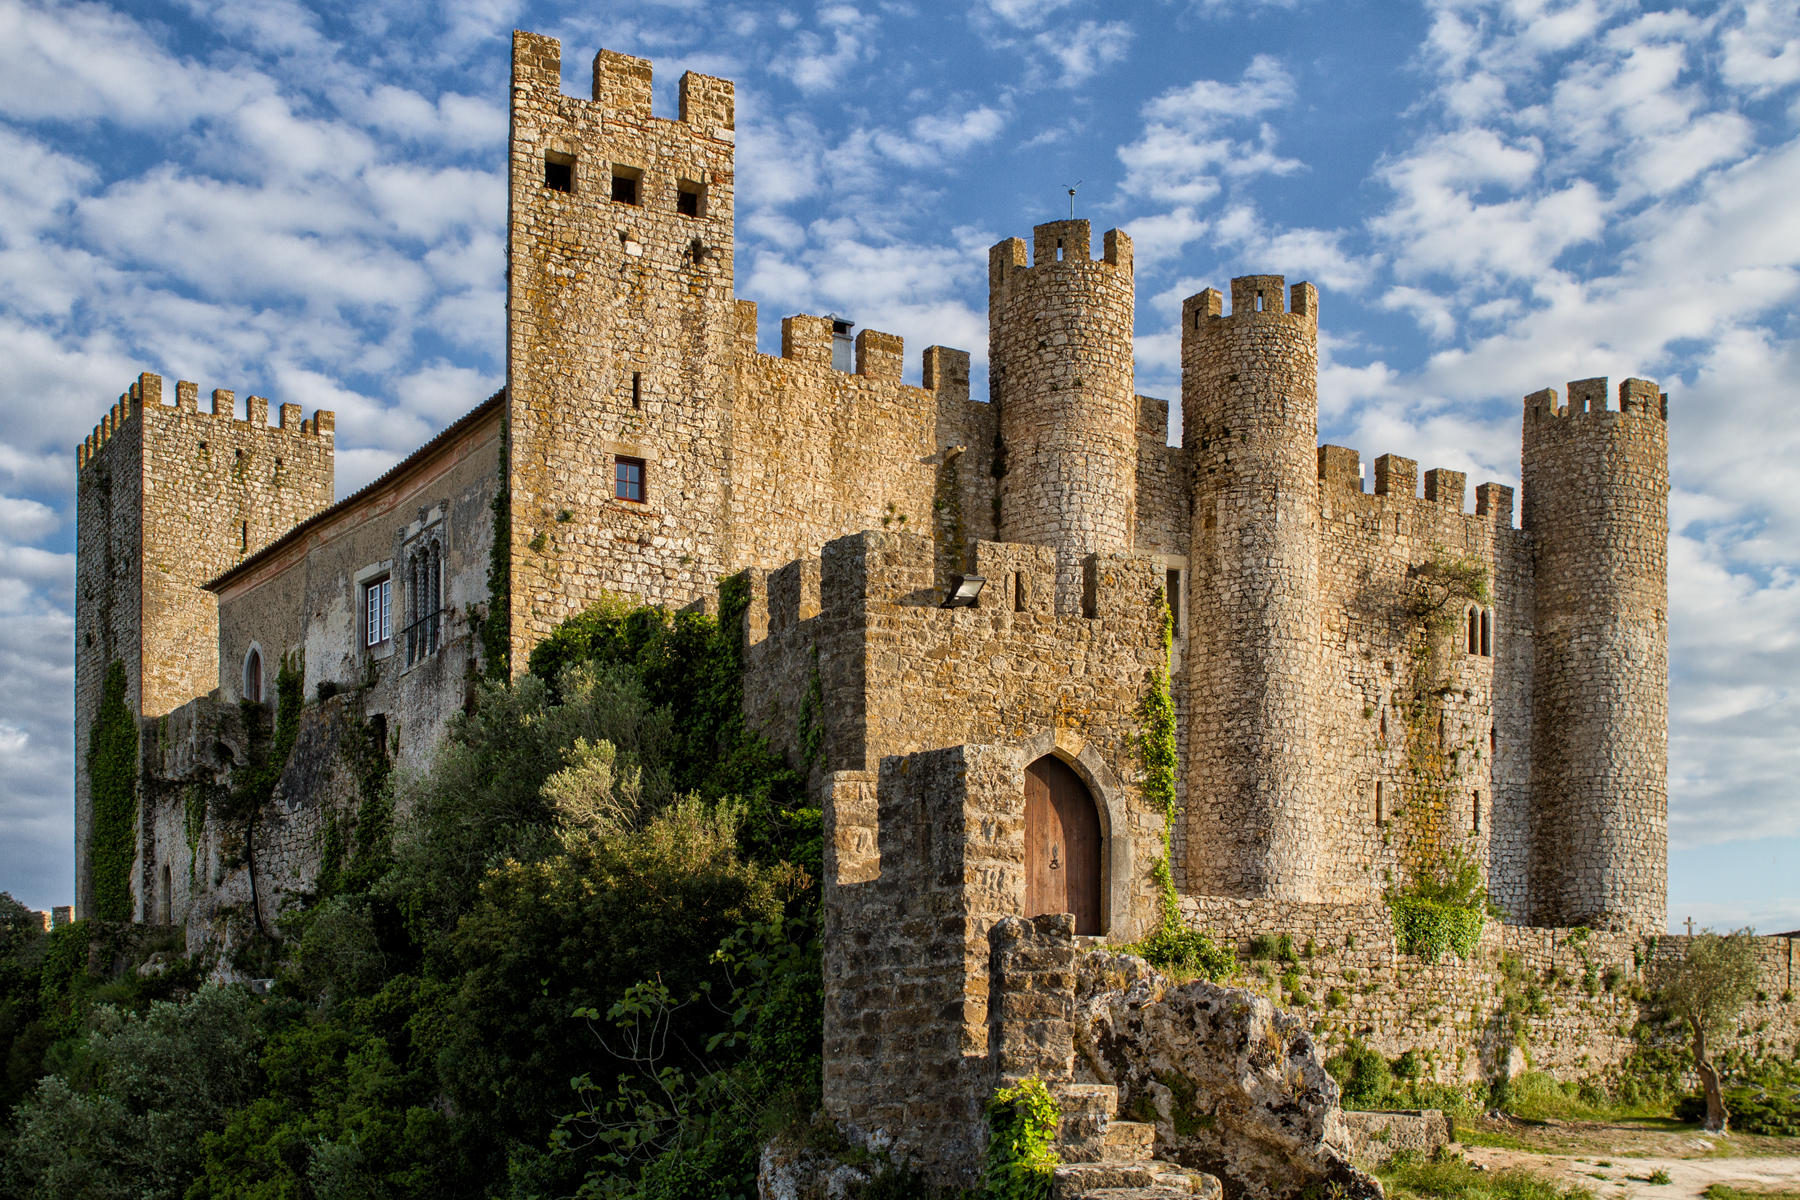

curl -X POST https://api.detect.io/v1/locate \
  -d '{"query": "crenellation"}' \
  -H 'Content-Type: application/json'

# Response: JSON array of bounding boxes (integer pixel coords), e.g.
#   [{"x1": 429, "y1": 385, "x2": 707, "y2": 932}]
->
[
  {"x1": 1475, "y1": 482, "x2": 1512, "y2": 525},
  {"x1": 780, "y1": 314, "x2": 834, "y2": 366},
  {"x1": 853, "y1": 327, "x2": 903, "y2": 380},
  {"x1": 175, "y1": 379, "x2": 198, "y2": 412},
  {"x1": 921, "y1": 345, "x2": 970, "y2": 400},
  {"x1": 676, "y1": 70, "x2": 734, "y2": 136},
  {"x1": 1318, "y1": 444, "x2": 1361, "y2": 492},
  {"x1": 1373, "y1": 452, "x2": 1417, "y2": 498},
  {"x1": 1567, "y1": 375, "x2": 1606, "y2": 415},
  {"x1": 592, "y1": 48, "x2": 653, "y2": 116},
  {"x1": 1422, "y1": 467, "x2": 1465, "y2": 509}
]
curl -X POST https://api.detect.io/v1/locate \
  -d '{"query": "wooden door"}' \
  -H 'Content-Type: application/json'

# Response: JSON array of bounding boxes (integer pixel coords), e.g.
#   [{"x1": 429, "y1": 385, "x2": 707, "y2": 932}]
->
[{"x1": 1023, "y1": 756, "x2": 1103, "y2": 935}]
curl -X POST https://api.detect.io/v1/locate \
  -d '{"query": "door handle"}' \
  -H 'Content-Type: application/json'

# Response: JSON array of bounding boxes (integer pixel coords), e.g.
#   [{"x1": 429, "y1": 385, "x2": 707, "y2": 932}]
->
[{"x1": 1050, "y1": 844, "x2": 1061, "y2": 869}]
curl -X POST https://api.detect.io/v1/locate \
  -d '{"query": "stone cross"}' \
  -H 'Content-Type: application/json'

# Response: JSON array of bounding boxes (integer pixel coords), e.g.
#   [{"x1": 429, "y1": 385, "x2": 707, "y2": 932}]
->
[{"x1": 1685, "y1": 917, "x2": 1695, "y2": 936}]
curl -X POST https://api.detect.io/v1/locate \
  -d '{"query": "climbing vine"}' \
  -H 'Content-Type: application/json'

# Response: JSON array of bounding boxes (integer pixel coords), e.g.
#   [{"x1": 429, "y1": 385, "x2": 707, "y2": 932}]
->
[
  {"x1": 480, "y1": 415, "x2": 511, "y2": 679},
  {"x1": 1126, "y1": 589, "x2": 1234, "y2": 980},
  {"x1": 1386, "y1": 547, "x2": 1492, "y2": 960},
  {"x1": 87, "y1": 660, "x2": 138, "y2": 922},
  {"x1": 984, "y1": 1076, "x2": 1060, "y2": 1200}
]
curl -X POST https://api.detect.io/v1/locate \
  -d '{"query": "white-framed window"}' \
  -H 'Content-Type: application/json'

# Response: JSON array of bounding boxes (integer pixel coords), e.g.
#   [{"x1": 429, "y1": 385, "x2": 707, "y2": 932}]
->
[{"x1": 365, "y1": 576, "x2": 392, "y2": 647}]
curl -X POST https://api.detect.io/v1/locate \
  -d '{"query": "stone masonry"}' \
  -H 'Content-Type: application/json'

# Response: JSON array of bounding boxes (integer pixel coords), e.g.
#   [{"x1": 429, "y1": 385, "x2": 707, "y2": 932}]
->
[{"x1": 67, "y1": 28, "x2": 1750, "y2": 1195}]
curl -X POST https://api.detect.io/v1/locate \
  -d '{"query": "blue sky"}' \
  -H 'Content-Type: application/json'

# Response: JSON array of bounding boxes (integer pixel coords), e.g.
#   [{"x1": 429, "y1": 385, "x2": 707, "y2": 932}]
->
[{"x1": 0, "y1": 0, "x2": 1795, "y2": 932}]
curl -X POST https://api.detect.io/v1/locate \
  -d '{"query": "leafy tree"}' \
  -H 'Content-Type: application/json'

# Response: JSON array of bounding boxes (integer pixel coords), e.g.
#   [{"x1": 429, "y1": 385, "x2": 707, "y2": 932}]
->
[
  {"x1": 4, "y1": 985, "x2": 264, "y2": 1199},
  {"x1": 1649, "y1": 929, "x2": 1761, "y2": 1132}
]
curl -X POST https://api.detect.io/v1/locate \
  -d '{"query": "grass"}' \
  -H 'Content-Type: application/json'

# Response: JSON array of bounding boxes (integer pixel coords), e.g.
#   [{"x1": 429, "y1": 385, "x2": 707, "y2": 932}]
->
[
  {"x1": 1381, "y1": 1154, "x2": 1596, "y2": 1200},
  {"x1": 1702, "y1": 1188, "x2": 1800, "y2": 1200}
]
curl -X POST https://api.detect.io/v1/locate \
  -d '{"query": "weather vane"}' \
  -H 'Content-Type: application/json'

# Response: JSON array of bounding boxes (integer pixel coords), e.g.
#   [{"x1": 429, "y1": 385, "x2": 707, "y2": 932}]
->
[{"x1": 1064, "y1": 180, "x2": 1081, "y2": 219}]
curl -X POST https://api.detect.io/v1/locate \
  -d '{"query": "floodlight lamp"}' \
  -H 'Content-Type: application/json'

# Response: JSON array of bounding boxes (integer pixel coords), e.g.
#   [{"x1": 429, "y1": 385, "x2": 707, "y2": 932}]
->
[{"x1": 942, "y1": 574, "x2": 985, "y2": 608}]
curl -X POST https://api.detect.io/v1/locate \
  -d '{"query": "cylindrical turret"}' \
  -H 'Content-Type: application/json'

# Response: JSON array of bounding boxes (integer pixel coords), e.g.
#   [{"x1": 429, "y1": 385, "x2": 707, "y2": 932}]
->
[
  {"x1": 1181, "y1": 276, "x2": 1322, "y2": 900},
  {"x1": 1523, "y1": 377, "x2": 1668, "y2": 932},
  {"x1": 989, "y1": 220, "x2": 1136, "y2": 609}
]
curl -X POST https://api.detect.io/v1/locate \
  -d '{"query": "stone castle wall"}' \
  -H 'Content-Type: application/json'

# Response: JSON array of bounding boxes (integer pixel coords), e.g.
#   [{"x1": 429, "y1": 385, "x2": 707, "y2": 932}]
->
[
  {"x1": 73, "y1": 372, "x2": 333, "y2": 916},
  {"x1": 136, "y1": 692, "x2": 377, "y2": 954},
  {"x1": 1180, "y1": 897, "x2": 1800, "y2": 1084},
  {"x1": 726, "y1": 309, "x2": 996, "y2": 584},
  {"x1": 1524, "y1": 379, "x2": 1670, "y2": 931},
  {"x1": 741, "y1": 529, "x2": 1171, "y2": 940},
  {"x1": 1308, "y1": 449, "x2": 1533, "y2": 916}
]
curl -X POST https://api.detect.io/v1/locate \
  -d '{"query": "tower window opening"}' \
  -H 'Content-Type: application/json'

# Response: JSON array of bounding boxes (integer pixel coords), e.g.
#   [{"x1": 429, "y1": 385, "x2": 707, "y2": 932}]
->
[
  {"x1": 615, "y1": 456, "x2": 646, "y2": 503},
  {"x1": 1481, "y1": 609, "x2": 1492, "y2": 656},
  {"x1": 543, "y1": 150, "x2": 575, "y2": 193},
  {"x1": 1468, "y1": 608, "x2": 1480, "y2": 654},
  {"x1": 1255, "y1": 291, "x2": 1265, "y2": 311},
  {"x1": 1014, "y1": 571, "x2": 1028, "y2": 612},
  {"x1": 631, "y1": 371, "x2": 642, "y2": 409},
  {"x1": 610, "y1": 165, "x2": 641, "y2": 205},
  {"x1": 1380, "y1": 709, "x2": 1388, "y2": 740},
  {"x1": 1055, "y1": 238, "x2": 1064, "y2": 261},
  {"x1": 1472, "y1": 791, "x2": 1483, "y2": 832},
  {"x1": 1165, "y1": 568, "x2": 1181, "y2": 631},
  {"x1": 676, "y1": 179, "x2": 704, "y2": 217},
  {"x1": 240, "y1": 521, "x2": 248, "y2": 551},
  {"x1": 1375, "y1": 781, "x2": 1385, "y2": 826},
  {"x1": 243, "y1": 647, "x2": 263, "y2": 704},
  {"x1": 1490, "y1": 725, "x2": 1496, "y2": 755}
]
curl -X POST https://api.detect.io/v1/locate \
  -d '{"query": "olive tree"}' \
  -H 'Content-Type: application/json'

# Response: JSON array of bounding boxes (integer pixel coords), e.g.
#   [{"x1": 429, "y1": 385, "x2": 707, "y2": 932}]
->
[{"x1": 1649, "y1": 929, "x2": 1761, "y2": 1132}]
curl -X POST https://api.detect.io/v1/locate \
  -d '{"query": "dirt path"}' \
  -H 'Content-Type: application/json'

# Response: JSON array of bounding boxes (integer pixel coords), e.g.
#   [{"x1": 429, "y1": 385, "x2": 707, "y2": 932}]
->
[{"x1": 1460, "y1": 1122, "x2": 1800, "y2": 1200}]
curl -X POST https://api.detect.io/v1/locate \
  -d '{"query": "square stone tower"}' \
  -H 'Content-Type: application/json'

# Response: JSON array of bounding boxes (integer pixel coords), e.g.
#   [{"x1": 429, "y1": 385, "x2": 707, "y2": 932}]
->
[
  {"x1": 73, "y1": 373, "x2": 332, "y2": 917},
  {"x1": 504, "y1": 32, "x2": 737, "y2": 662}
]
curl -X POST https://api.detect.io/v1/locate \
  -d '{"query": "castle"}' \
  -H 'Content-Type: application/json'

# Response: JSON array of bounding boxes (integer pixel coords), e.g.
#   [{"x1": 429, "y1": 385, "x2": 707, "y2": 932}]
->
[{"x1": 75, "y1": 29, "x2": 1778, "y2": 1191}]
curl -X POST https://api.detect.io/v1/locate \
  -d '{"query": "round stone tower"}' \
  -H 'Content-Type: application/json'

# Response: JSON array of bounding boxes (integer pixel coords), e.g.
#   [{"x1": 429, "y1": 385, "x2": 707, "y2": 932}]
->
[
  {"x1": 988, "y1": 220, "x2": 1136, "y2": 609},
  {"x1": 1181, "y1": 276, "x2": 1323, "y2": 900},
  {"x1": 1522, "y1": 376, "x2": 1669, "y2": 932}
]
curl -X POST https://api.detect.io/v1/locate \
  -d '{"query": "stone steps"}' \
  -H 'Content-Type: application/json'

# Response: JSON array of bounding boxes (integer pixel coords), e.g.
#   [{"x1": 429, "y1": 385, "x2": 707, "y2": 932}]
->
[{"x1": 1051, "y1": 1161, "x2": 1221, "y2": 1199}]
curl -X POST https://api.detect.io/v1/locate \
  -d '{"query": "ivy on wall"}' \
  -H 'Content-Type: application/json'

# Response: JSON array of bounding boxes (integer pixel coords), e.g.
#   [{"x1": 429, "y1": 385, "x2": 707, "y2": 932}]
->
[
  {"x1": 88, "y1": 660, "x2": 138, "y2": 922},
  {"x1": 479, "y1": 416, "x2": 512, "y2": 680},
  {"x1": 1127, "y1": 589, "x2": 1234, "y2": 980},
  {"x1": 1387, "y1": 548, "x2": 1493, "y2": 960}
]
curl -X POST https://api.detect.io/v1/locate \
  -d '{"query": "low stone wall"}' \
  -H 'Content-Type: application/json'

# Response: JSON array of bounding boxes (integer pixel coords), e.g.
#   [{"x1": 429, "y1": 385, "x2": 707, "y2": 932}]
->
[
  {"x1": 1180, "y1": 896, "x2": 1800, "y2": 1084},
  {"x1": 1340, "y1": 1110, "x2": 1452, "y2": 1165}
]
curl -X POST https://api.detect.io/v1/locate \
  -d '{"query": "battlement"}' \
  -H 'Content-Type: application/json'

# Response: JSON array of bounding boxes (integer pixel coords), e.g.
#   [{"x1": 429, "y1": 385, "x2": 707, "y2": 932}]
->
[
  {"x1": 1315, "y1": 445, "x2": 1514, "y2": 526},
  {"x1": 1526, "y1": 377, "x2": 1668, "y2": 425},
  {"x1": 510, "y1": 31, "x2": 734, "y2": 135},
  {"x1": 1184, "y1": 275, "x2": 1318, "y2": 328},
  {"x1": 736, "y1": 303, "x2": 970, "y2": 395},
  {"x1": 988, "y1": 221, "x2": 1132, "y2": 291},
  {"x1": 78, "y1": 372, "x2": 334, "y2": 469}
]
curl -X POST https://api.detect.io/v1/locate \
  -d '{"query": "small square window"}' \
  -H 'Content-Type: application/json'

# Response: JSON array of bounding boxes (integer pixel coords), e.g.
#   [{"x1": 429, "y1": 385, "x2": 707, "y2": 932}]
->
[
  {"x1": 610, "y1": 165, "x2": 641, "y2": 205},
  {"x1": 365, "y1": 576, "x2": 392, "y2": 647},
  {"x1": 544, "y1": 151, "x2": 574, "y2": 193},
  {"x1": 676, "y1": 180, "x2": 703, "y2": 217},
  {"x1": 615, "y1": 456, "x2": 645, "y2": 503}
]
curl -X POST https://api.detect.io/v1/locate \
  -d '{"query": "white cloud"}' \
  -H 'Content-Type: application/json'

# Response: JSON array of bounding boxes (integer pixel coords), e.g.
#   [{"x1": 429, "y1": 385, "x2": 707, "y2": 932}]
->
[
  {"x1": 1117, "y1": 56, "x2": 1301, "y2": 205},
  {"x1": 1031, "y1": 20, "x2": 1133, "y2": 87}
]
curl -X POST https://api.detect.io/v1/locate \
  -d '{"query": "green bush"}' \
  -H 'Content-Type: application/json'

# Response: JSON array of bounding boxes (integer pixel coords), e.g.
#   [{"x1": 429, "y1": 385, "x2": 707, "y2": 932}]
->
[
  {"x1": 1326, "y1": 1038, "x2": 1393, "y2": 1108},
  {"x1": 985, "y1": 1077, "x2": 1059, "y2": 1200}
]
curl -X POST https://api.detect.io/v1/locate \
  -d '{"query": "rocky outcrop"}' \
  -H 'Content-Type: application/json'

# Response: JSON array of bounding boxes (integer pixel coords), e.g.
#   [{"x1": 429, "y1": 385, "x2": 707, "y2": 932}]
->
[{"x1": 1074, "y1": 952, "x2": 1381, "y2": 1200}]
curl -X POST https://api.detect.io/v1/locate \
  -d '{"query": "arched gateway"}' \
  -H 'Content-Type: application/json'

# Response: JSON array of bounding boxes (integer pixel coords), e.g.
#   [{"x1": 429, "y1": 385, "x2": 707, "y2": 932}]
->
[{"x1": 1023, "y1": 755, "x2": 1104, "y2": 934}]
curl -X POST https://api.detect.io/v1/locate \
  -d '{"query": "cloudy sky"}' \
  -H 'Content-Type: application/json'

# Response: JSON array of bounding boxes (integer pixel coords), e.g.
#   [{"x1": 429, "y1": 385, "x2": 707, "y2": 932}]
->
[{"x1": 1, "y1": 0, "x2": 1795, "y2": 931}]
